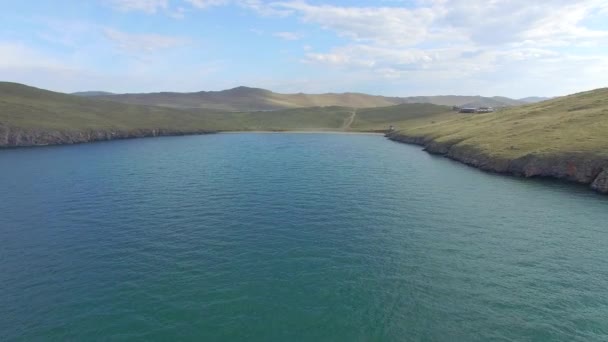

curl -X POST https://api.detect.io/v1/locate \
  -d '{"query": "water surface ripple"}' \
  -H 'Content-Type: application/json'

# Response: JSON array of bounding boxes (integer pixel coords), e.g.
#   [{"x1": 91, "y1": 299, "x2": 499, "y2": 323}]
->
[{"x1": 1, "y1": 133, "x2": 608, "y2": 341}]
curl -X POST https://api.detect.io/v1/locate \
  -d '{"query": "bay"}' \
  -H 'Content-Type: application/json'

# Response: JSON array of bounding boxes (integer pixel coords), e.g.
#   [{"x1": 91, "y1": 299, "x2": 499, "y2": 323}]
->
[{"x1": 1, "y1": 133, "x2": 608, "y2": 341}]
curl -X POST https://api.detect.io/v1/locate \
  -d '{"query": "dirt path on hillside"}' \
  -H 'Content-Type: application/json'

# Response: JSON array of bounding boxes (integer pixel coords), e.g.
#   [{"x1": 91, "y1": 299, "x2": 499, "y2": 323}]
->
[{"x1": 342, "y1": 108, "x2": 357, "y2": 130}]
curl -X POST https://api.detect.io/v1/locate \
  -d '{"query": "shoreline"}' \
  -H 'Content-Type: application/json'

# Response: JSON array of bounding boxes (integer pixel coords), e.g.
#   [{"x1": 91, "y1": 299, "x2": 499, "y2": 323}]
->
[
  {"x1": 219, "y1": 130, "x2": 385, "y2": 135},
  {"x1": 3, "y1": 126, "x2": 607, "y2": 195},
  {"x1": 0, "y1": 127, "x2": 386, "y2": 148},
  {"x1": 0, "y1": 125, "x2": 217, "y2": 149},
  {"x1": 387, "y1": 132, "x2": 608, "y2": 195}
]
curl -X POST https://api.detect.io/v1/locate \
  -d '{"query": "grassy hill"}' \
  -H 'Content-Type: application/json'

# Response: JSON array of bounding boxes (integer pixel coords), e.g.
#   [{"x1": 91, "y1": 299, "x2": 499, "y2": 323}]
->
[
  {"x1": 391, "y1": 88, "x2": 608, "y2": 159},
  {"x1": 518, "y1": 96, "x2": 552, "y2": 103},
  {"x1": 0, "y1": 83, "x2": 362, "y2": 133},
  {"x1": 0, "y1": 82, "x2": 222, "y2": 132},
  {"x1": 1, "y1": 82, "x2": 453, "y2": 146},
  {"x1": 5, "y1": 80, "x2": 607, "y2": 158},
  {"x1": 0, "y1": 82, "x2": 455, "y2": 133},
  {"x1": 3, "y1": 82, "x2": 605, "y2": 151},
  {"x1": 387, "y1": 87, "x2": 608, "y2": 192},
  {"x1": 81, "y1": 86, "x2": 525, "y2": 111},
  {"x1": 87, "y1": 87, "x2": 398, "y2": 111},
  {"x1": 184, "y1": 107, "x2": 357, "y2": 132},
  {"x1": 350, "y1": 103, "x2": 452, "y2": 131},
  {"x1": 3, "y1": 81, "x2": 608, "y2": 192}
]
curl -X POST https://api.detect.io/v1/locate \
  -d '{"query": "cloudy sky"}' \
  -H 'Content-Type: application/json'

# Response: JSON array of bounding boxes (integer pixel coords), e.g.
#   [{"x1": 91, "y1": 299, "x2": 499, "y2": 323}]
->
[{"x1": 2, "y1": 0, "x2": 608, "y2": 97}]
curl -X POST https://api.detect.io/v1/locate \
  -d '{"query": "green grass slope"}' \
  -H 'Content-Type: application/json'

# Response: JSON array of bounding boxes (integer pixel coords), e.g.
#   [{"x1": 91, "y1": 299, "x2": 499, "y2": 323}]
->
[
  {"x1": 351, "y1": 103, "x2": 452, "y2": 131},
  {"x1": 187, "y1": 107, "x2": 355, "y2": 131},
  {"x1": 0, "y1": 82, "x2": 223, "y2": 131},
  {"x1": 392, "y1": 87, "x2": 608, "y2": 159},
  {"x1": 387, "y1": 87, "x2": 608, "y2": 192},
  {"x1": 0, "y1": 82, "x2": 454, "y2": 135},
  {"x1": 7, "y1": 81, "x2": 604, "y2": 154},
  {"x1": 238, "y1": 106, "x2": 356, "y2": 131},
  {"x1": 0, "y1": 83, "x2": 366, "y2": 133}
]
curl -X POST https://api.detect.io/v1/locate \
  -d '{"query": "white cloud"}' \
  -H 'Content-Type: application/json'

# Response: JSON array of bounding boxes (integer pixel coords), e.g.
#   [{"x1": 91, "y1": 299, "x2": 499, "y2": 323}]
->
[
  {"x1": 6, "y1": 0, "x2": 608, "y2": 97},
  {"x1": 181, "y1": 0, "x2": 292, "y2": 16},
  {"x1": 272, "y1": 0, "x2": 608, "y2": 47},
  {"x1": 305, "y1": 45, "x2": 437, "y2": 68},
  {"x1": 262, "y1": 0, "x2": 608, "y2": 96},
  {"x1": 103, "y1": 0, "x2": 292, "y2": 18},
  {"x1": 103, "y1": 28, "x2": 190, "y2": 53},
  {"x1": 186, "y1": 0, "x2": 229, "y2": 9},
  {"x1": 237, "y1": 0, "x2": 292, "y2": 16},
  {"x1": 273, "y1": 31, "x2": 303, "y2": 41},
  {"x1": 276, "y1": 2, "x2": 438, "y2": 46},
  {"x1": 304, "y1": 43, "x2": 566, "y2": 81},
  {"x1": 434, "y1": 0, "x2": 608, "y2": 46},
  {"x1": 106, "y1": 0, "x2": 169, "y2": 13}
]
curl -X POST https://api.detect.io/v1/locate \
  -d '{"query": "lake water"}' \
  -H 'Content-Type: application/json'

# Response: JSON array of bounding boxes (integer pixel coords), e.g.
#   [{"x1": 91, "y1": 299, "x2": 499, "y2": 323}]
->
[{"x1": 1, "y1": 133, "x2": 608, "y2": 341}]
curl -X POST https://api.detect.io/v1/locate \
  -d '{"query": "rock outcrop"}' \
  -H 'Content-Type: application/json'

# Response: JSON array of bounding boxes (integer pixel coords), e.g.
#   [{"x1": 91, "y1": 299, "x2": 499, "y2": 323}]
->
[
  {"x1": 0, "y1": 124, "x2": 215, "y2": 148},
  {"x1": 387, "y1": 132, "x2": 608, "y2": 194},
  {"x1": 591, "y1": 170, "x2": 608, "y2": 193}
]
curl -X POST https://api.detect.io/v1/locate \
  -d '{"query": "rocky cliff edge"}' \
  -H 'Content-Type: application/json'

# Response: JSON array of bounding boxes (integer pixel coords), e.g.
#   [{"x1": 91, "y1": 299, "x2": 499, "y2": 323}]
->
[
  {"x1": 387, "y1": 132, "x2": 608, "y2": 194},
  {"x1": 0, "y1": 124, "x2": 215, "y2": 148}
]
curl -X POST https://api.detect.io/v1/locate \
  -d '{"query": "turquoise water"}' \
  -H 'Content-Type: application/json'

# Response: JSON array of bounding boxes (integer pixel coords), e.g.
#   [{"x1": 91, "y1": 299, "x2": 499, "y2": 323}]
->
[{"x1": 1, "y1": 133, "x2": 608, "y2": 341}]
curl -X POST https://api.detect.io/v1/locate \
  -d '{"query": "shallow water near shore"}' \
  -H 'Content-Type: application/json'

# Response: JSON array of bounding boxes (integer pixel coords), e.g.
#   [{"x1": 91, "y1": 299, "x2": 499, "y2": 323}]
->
[{"x1": 1, "y1": 133, "x2": 608, "y2": 341}]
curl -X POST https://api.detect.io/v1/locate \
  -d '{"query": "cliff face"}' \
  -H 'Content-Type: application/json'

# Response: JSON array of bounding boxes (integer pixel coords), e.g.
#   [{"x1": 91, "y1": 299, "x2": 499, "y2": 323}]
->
[
  {"x1": 388, "y1": 132, "x2": 608, "y2": 194},
  {"x1": 0, "y1": 124, "x2": 215, "y2": 148}
]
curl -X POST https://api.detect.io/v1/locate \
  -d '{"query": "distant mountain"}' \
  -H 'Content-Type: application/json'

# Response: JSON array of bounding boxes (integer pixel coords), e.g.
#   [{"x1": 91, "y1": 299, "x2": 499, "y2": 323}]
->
[
  {"x1": 72, "y1": 91, "x2": 115, "y2": 97},
  {"x1": 81, "y1": 86, "x2": 398, "y2": 111},
  {"x1": 395, "y1": 95, "x2": 523, "y2": 108},
  {"x1": 518, "y1": 96, "x2": 552, "y2": 103},
  {"x1": 77, "y1": 86, "x2": 527, "y2": 111}
]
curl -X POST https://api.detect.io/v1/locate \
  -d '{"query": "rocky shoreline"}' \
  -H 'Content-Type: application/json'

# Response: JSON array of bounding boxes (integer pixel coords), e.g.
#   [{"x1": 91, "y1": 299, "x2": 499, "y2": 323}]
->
[
  {"x1": 0, "y1": 124, "x2": 216, "y2": 148},
  {"x1": 387, "y1": 132, "x2": 608, "y2": 194},
  {"x1": 3, "y1": 124, "x2": 608, "y2": 194}
]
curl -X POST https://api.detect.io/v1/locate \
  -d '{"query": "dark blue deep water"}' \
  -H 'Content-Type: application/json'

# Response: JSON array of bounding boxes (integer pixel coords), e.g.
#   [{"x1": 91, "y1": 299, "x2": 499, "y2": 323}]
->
[{"x1": 1, "y1": 133, "x2": 608, "y2": 341}]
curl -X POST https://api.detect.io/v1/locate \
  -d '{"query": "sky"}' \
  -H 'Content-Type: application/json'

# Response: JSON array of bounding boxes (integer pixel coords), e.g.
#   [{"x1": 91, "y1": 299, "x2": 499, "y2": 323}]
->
[{"x1": 1, "y1": 0, "x2": 608, "y2": 97}]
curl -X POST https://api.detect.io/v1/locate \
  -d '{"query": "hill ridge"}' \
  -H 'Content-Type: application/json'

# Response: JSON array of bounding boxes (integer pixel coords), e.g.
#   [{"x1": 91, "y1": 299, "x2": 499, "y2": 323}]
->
[{"x1": 71, "y1": 86, "x2": 529, "y2": 111}]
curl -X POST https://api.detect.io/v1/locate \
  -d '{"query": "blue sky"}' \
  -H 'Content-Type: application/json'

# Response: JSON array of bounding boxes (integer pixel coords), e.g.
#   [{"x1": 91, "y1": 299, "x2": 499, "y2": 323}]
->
[{"x1": 1, "y1": 0, "x2": 608, "y2": 97}]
